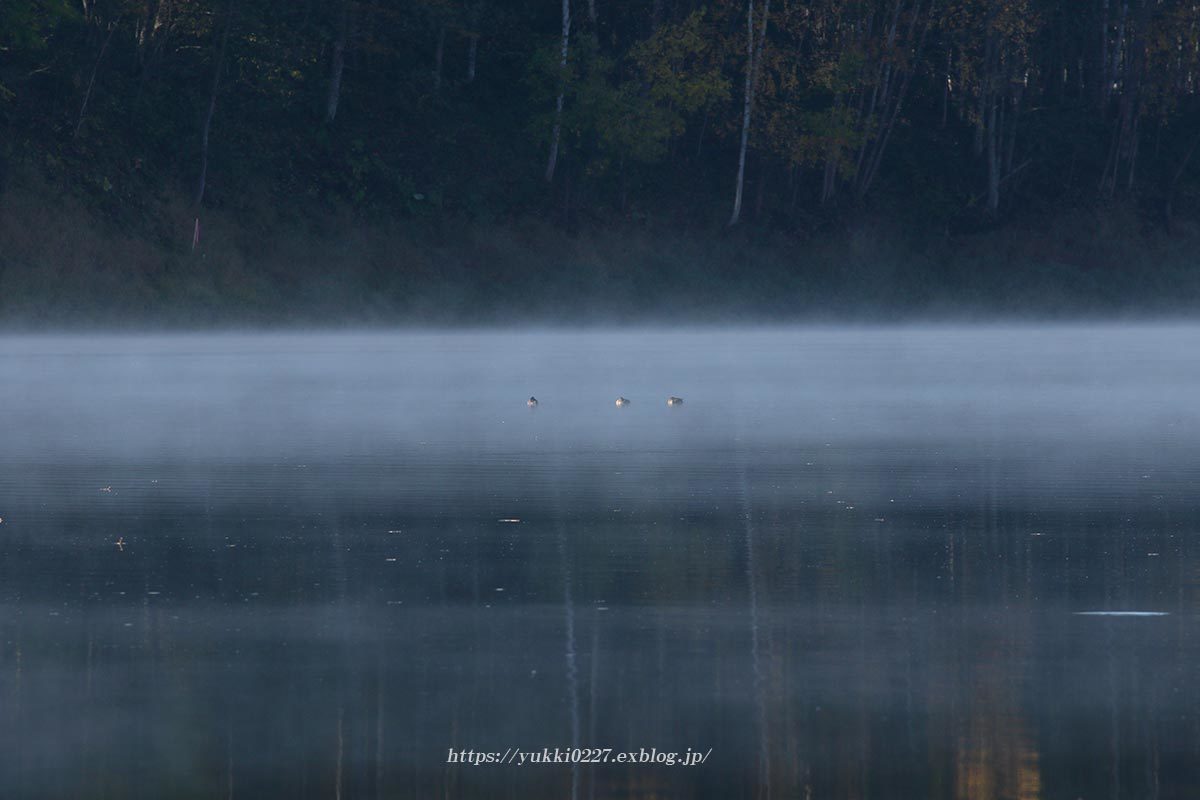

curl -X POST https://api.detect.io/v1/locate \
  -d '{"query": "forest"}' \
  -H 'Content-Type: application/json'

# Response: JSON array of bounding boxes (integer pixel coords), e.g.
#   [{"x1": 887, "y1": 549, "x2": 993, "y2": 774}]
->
[{"x1": 1, "y1": 0, "x2": 1199, "y2": 324}]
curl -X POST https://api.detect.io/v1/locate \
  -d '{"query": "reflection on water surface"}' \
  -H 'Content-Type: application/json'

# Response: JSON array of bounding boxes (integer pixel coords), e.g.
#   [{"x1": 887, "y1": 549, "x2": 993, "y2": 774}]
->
[{"x1": 1, "y1": 326, "x2": 1198, "y2": 798}]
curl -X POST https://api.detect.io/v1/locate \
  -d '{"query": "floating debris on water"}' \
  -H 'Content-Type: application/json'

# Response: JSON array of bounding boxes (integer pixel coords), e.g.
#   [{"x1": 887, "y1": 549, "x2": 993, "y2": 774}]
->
[
  {"x1": 667, "y1": 396, "x2": 683, "y2": 406},
  {"x1": 615, "y1": 397, "x2": 630, "y2": 407},
  {"x1": 498, "y1": 518, "x2": 521, "y2": 523},
  {"x1": 100, "y1": 486, "x2": 113, "y2": 493},
  {"x1": 527, "y1": 396, "x2": 538, "y2": 407},
  {"x1": 387, "y1": 529, "x2": 403, "y2": 534},
  {"x1": 114, "y1": 536, "x2": 126, "y2": 552},
  {"x1": 1073, "y1": 611, "x2": 1169, "y2": 617}
]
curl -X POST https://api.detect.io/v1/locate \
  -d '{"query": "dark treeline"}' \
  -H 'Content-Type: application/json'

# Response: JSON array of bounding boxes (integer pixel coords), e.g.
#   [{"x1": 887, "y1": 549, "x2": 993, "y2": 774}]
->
[{"x1": 1, "y1": 0, "x2": 1199, "y2": 323}]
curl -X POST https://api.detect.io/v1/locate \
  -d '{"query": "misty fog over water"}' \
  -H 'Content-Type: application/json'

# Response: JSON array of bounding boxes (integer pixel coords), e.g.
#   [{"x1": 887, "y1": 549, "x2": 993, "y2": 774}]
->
[{"x1": 2, "y1": 324, "x2": 1199, "y2": 798}]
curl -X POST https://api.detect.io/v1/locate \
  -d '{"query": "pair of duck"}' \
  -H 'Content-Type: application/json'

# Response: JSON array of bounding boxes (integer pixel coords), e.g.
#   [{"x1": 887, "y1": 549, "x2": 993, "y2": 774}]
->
[
  {"x1": 526, "y1": 396, "x2": 682, "y2": 408},
  {"x1": 619, "y1": 396, "x2": 685, "y2": 407}
]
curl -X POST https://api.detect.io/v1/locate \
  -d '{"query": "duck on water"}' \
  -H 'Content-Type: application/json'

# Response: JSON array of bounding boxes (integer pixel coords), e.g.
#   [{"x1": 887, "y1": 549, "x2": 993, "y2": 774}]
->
[{"x1": 524, "y1": 396, "x2": 681, "y2": 407}]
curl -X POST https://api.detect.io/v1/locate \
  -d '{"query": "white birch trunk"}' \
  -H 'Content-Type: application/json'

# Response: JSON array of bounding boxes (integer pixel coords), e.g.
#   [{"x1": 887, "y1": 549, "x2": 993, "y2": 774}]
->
[
  {"x1": 1099, "y1": 0, "x2": 1109, "y2": 107},
  {"x1": 326, "y1": 3, "x2": 348, "y2": 122},
  {"x1": 545, "y1": 0, "x2": 571, "y2": 183},
  {"x1": 195, "y1": 2, "x2": 232, "y2": 208},
  {"x1": 729, "y1": 0, "x2": 755, "y2": 226},
  {"x1": 730, "y1": 0, "x2": 769, "y2": 226},
  {"x1": 75, "y1": 22, "x2": 117, "y2": 138},
  {"x1": 858, "y1": 0, "x2": 934, "y2": 198}
]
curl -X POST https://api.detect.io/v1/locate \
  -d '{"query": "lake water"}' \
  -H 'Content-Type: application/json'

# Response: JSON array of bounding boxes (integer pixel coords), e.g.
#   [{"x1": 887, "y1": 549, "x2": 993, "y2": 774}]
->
[{"x1": 1, "y1": 326, "x2": 1199, "y2": 799}]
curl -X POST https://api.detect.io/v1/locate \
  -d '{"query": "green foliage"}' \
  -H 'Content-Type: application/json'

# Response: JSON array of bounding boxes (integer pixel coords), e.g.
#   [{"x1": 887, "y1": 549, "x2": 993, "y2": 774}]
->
[
  {"x1": 786, "y1": 105, "x2": 864, "y2": 171},
  {"x1": 526, "y1": 10, "x2": 730, "y2": 176},
  {"x1": 0, "y1": 0, "x2": 75, "y2": 100},
  {"x1": 0, "y1": 0, "x2": 74, "y2": 51},
  {"x1": 629, "y1": 10, "x2": 731, "y2": 127}
]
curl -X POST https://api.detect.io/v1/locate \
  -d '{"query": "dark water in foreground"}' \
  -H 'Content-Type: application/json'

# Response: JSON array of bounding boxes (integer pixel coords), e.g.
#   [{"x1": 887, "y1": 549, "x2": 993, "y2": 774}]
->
[{"x1": 1, "y1": 327, "x2": 1199, "y2": 799}]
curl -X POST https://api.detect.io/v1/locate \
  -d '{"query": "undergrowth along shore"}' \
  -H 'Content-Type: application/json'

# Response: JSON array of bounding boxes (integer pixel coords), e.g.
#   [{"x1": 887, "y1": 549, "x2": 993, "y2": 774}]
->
[{"x1": 2, "y1": 178, "x2": 1198, "y2": 328}]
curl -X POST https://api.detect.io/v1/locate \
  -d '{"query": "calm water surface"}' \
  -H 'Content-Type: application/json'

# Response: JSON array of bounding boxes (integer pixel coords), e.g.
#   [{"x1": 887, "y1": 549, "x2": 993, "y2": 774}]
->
[{"x1": 1, "y1": 326, "x2": 1199, "y2": 799}]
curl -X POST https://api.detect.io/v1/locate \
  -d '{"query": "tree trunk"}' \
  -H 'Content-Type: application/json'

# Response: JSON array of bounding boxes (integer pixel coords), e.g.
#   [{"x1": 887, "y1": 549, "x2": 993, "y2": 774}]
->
[
  {"x1": 545, "y1": 0, "x2": 571, "y2": 183},
  {"x1": 1004, "y1": 85, "x2": 1021, "y2": 176},
  {"x1": 730, "y1": 0, "x2": 755, "y2": 226},
  {"x1": 821, "y1": 93, "x2": 842, "y2": 206},
  {"x1": 326, "y1": 2, "x2": 349, "y2": 123},
  {"x1": 75, "y1": 22, "x2": 117, "y2": 138},
  {"x1": 138, "y1": 0, "x2": 160, "y2": 53},
  {"x1": 973, "y1": 78, "x2": 987, "y2": 155},
  {"x1": 857, "y1": 0, "x2": 934, "y2": 199},
  {"x1": 465, "y1": 3, "x2": 482, "y2": 82},
  {"x1": 433, "y1": 25, "x2": 446, "y2": 94},
  {"x1": 1126, "y1": 111, "x2": 1140, "y2": 191},
  {"x1": 1100, "y1": 0, "x2": 1147, "y2": 198},
  {"x1": 1110, "y1": 2, "x2": 1127, "y2": 96},
  {"x1": 986, "y1": 96, "x2": 1000, "y2": 214},
  {"x1": 1098, "y1": 0, "x2": 1109, "y2": 109},
  {"x1": 821, "y1": 153, "x2": 838, "y2": 206},
  {"x1": 730, "y1": 0, "x2": 770, "y2": 226},
  {"x1": 981, "y1": 24, "x2": 1000, "y2": 215},
  {"x1": 941, "y1": 50, "x2": 950, "y2": 128},
  {"x1": 587, "y1": 0, "x2": 596, "y2": 25},
  {"x1": 1165, "y1": 131, "x2": 1200, "y2": 232},
  {"x1": 854, "y1": 0, "x2": 902, "y2": 182},
  {"x1": 134, "y1": 0, "x2": 173, "y2": 107},
  {"x1": 195, "y1": 1, "x2": 233, "y2": 208},
  {"x1": 754, "y1": 162, "x2": 767, "y2": 219}
]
